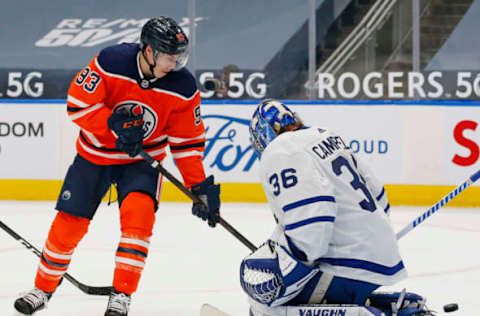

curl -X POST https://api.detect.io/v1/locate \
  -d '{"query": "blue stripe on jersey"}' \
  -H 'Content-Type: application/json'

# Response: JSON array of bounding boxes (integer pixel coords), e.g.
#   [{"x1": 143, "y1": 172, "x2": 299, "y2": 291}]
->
[
  {"x1": 285, "y1": 216, "x2": 335, "y2": 230},
  {"x1": 117, "y1": 247, "x2": 147, "y2": 258},
  {"x1": 376, "y1": 188, "x2": 385, "y2": 201},
  {"x1": 282, "y1": 196, "x2": 336, "y2": 212},
  {"x1": 384, "y1": 204, "x2": 390, "y2": 214},
  {"x1": 169, "y1": 141, "x2": 205, "y2": 151},
  {"x1": 67, "y1": 106, "x2": 83, "y2": 113},
  {"x1": 318, "y1": 258, "x2": 405, "y2": 276},
  {"x1": 285, "y1": 235, "x2": 308, "y2": 262},
  {"x1": 41, "y1": 253, "x2": 69, "y2": 268}
]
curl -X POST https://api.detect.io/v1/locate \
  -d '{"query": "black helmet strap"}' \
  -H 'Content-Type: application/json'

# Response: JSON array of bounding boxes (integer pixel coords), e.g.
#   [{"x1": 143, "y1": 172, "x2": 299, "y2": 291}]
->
[{"x1": 142, "y1": 46, "x2": 157, "y2": 79}]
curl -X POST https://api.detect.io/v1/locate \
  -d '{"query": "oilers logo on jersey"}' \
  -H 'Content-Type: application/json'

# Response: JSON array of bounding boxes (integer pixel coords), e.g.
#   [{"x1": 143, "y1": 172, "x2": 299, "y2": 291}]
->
[{"x1": 113, "y1": 101, "x2": 158, "y2": 139}]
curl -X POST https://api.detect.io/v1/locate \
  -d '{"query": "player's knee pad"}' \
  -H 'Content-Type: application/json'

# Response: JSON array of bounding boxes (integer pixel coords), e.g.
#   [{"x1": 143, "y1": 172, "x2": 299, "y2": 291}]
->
[
  {"x1": 48, "y1": 211, "x2": 90, "y2": 251},
  {"x1": 120, "y1": 192, "x2": 155, "y2": 238}
]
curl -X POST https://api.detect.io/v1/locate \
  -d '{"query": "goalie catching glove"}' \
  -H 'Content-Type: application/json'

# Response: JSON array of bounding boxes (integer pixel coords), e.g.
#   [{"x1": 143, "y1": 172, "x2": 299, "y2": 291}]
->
[
  {"x1": 191, "y1": 175, "x2": 221, "y2": 227},
  {"x1": 240, "y1": 240, "x2": 319, "y2": 307}
]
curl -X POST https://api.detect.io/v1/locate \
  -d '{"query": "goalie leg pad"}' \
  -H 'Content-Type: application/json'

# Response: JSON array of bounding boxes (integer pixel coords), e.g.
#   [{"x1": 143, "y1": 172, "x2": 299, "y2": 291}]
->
[
  {"x1": 288, "y1": 274, "x2": 379, "y2": 306},
  {"x1": 114, "y1": 192, "x2": 155, "y2": 294},
  {"x1": 248, "y1": 298, "x2": 384, "y2": 316},
  {"x1": 35, "y1": 211, "x2": 90, "y2": 292}
]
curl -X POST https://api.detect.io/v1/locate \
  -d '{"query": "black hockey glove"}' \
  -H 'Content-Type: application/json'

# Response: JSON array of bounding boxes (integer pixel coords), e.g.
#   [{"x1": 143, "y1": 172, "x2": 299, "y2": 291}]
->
[
  {"x1": 107, "y1": 110, "x2": 145, "y2": 157},
  {"x1": 191, "y1": 175, "x2": 221, "y2": 228}
]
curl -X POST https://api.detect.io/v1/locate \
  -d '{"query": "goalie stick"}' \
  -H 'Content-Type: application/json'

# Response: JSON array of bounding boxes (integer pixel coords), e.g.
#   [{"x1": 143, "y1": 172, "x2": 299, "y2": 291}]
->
[
  {"x1": 139, "y1": 151, "x2": 257, "y2": 252},
  {"x1": 396, "y1": 168, "x2": 480, "y2": 239},
  {"x1": 200, "y1": 304, "x2": 230, "y2": 316},
  {"x1": 0, "y1": 219, "x2": 113, "y2": 296}
]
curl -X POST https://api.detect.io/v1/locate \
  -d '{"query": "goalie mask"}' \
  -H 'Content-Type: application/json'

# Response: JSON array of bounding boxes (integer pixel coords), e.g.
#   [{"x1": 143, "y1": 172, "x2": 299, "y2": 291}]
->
[{"x1": 249, "y1": 99, "x2": 299, "y2": 156}]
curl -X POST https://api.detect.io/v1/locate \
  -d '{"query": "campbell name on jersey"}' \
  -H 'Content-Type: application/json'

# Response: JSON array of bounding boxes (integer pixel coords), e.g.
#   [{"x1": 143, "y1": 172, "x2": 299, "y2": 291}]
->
[
  {"x1": 66, "y1": 43, "x2": 205, "y2": 187},
  {"x1": 260, "y1": 127, "x2": 406, "y2": 286}
]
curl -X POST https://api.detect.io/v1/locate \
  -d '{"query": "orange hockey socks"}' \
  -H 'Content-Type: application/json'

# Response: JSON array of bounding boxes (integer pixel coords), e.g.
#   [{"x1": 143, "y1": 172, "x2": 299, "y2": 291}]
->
[
  {"x1": 35, "y1": 211, "x2": 90, "y2": 293},
  {"x1": 113, "y1": 192, "x2": 155, "y2": 295}
]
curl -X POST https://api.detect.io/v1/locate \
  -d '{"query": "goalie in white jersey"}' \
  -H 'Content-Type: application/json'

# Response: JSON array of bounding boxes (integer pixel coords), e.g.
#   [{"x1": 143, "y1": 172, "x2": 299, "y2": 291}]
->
[{"x1": 240, "y1": 99, "x2": 433, "y2": 316}]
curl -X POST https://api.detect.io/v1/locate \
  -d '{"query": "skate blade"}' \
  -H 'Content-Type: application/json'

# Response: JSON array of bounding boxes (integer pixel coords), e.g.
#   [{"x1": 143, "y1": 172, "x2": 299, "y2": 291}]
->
[{"x1": 200, "y1": 303, "x2": 230, "y2": 316}]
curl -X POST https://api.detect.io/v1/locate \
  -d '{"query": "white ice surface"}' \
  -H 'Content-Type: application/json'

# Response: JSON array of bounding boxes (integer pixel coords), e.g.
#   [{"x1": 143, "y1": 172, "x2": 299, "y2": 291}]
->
[{"x1": 0, "y1": 201, "x2": 478, "y2": 315}]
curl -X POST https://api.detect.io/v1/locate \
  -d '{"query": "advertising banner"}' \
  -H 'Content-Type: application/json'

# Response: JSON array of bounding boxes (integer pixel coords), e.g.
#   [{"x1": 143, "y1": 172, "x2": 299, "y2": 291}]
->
[
  {"x1": 0, "y1": 103, "x2": 62, "y2": 179},
  {"x1": 191, "y1": 104, "x2": 402, "y2": 184},
  {"x1": 197, "y1": 103, "x2": 478, "y2": 186},
  {"x1": 2, "y1": 101, "x2": 479, "y2": 184},
  {"x1": 445, "y1": 108, "x2": 480, "y2": 184},
  {"x1": 0, "y1": 101, "x2": 479, "y2": 204}
]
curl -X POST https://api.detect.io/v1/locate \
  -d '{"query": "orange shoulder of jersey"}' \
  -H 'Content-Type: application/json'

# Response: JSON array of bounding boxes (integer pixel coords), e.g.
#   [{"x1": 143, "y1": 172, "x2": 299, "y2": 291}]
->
[{"x1": 67, "y1": 55, "x2": 111, "y2": 137}]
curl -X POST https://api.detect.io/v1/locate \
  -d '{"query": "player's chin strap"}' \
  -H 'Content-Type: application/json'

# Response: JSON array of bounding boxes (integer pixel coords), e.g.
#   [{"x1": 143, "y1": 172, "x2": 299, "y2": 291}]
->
[
  {"x1": 143, "y1": 48, "x2": 157, "y2": 77},
  {"x1": 137, "y1": 48, "x2": 158, "y2": 90}
]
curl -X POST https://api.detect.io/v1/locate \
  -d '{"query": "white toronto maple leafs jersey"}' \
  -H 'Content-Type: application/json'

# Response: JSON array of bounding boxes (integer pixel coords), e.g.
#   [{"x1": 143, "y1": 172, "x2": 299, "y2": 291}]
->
[{"x1": 259, "y1": 127, "x2": 407, "y2": 285}]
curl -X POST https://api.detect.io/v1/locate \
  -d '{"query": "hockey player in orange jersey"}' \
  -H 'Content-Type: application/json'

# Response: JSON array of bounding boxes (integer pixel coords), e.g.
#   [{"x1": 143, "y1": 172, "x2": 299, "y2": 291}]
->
[{"x1": 14, "y1": 16, "x2": 220, "y2": 316}]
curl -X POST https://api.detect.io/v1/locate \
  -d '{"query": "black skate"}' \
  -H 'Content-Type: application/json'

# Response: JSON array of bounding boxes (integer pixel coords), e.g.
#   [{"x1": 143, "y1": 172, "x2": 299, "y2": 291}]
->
[
  {"x1": 104, "y1": 291, "x2": 131, "y2": 316},
  {"x1": 14, "y1": 287, "x2": 52, "y2": 315}
]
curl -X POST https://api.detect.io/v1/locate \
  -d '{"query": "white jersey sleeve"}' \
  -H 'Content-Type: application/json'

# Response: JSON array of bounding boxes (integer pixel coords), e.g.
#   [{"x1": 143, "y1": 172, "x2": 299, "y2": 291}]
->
[{"x1": 260, "y1": 134, "x2": 337, "y2": 264}]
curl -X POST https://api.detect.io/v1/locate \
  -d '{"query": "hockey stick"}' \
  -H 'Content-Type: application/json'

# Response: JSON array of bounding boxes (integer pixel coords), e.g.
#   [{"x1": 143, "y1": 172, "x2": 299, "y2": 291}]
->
[
  {"x1": 396, "y1": 169, "x2": 480, "y2": 239},
  {"x1": 0, "y1": 220, "x2": 113, "y2": 296},
  {"x1": 200, "y1": 303, "x2": 230, "y2": 316},
  {"x1": 139, "y1": 151, "x2": 257, "y2": 251}
]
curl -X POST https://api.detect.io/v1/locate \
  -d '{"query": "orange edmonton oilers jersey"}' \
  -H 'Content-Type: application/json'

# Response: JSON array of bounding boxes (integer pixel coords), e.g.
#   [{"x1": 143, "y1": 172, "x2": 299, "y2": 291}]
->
[{"x1": 66, "y1": 43, "x2": 205, "y2": 187}]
